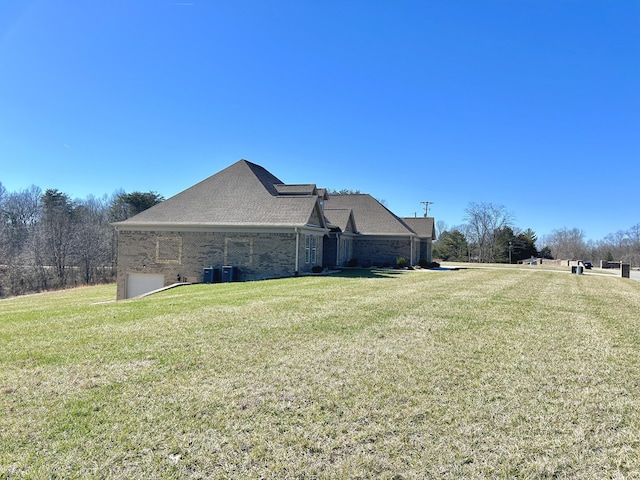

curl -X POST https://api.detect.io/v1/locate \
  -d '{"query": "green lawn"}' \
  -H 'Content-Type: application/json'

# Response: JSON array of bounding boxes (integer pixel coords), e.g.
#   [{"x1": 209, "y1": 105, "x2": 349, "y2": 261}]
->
[{"x1": 2, "y1": 269, "x2": 640, "y2": 479}]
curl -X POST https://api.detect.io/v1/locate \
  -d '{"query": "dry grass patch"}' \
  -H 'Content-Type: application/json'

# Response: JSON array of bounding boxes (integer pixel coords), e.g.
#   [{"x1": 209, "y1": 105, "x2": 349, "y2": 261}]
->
[{"x1": 2, "y1": 271, "x2": 640, "y2": 478}]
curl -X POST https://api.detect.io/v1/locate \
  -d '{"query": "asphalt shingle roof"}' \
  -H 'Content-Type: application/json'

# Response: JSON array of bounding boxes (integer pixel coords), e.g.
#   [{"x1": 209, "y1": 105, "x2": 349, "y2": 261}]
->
[
  {"x1": 323, "y1": 208, "x2": 356, "y2": 232},
  {"x1": 114, "y1": 160, "x2": 322, "y2": 228},
  {"x1": 114, "y1": 160, "x2": 434, "y2": 239},
  {"x1": 274, "y1": 184, "x2": 317, "y2": 195},
  {"x1": 402, "y1": 217, "x2": 436, "y2": 239},
  {"x1": 324, "y1": 194, "x2": 415, "y2": 236}
]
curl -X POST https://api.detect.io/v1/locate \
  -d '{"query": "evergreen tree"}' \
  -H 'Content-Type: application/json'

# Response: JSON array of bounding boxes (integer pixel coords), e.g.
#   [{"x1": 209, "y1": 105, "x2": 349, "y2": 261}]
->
[
  {"x1": 40, "y1": 189, "x2": 75, "y2": 285},
  {"x1": 108, "y1": 191, "x2": 164, "y2": 222},
  {"x1": 433, "y1": 229, "x2": 468, "y2": 261}
]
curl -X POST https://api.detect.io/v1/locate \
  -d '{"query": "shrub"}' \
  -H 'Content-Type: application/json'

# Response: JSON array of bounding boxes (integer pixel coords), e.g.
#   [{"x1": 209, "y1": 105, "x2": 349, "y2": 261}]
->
[
  {"x1": 346, "y1": 258, "x2": 359, "y2": 267},
  {"x1": 311, "y1": 265, "x2": 323, "y2": 273},
  {"x1": 396, "y1": 257, "x2": 408, "y2": 268}
]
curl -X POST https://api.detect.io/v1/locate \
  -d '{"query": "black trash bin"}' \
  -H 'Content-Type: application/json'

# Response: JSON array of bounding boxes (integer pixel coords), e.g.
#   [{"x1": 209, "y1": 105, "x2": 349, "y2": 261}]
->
[
  {"x1": 203, "y1": 267, "x2": 222, "y2": 283},
  {"x1": 203, "y1": 268, "x2": 214, "y2": 284},
  {"x1": 222, "y1": 266, "x2": 238, "y2": 282}
]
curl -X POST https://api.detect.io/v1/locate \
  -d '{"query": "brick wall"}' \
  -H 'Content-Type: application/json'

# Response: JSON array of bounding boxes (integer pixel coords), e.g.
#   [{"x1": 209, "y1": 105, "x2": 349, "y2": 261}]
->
[
  {"x1": 116, "y1": 230, "x2": 322, "y2": 299},
  {"x1": 601, "y1": 261, "x2": 622, "y2": 269},
  {"x1": 418, "y1": 238, "x2": 432, "y2": 263},
  {"x1": 352, "y1": 237, "x2": 414, "y2": 266}
]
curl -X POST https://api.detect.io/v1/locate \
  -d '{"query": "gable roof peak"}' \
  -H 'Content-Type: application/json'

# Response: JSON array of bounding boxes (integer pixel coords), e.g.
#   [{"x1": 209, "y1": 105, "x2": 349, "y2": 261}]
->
[
  {"x1": 113, "y1": 159, "x2": 328, "y2": 229},
  {"x1": 325, "y1": 193, "x2": 415, "y2": 236}
]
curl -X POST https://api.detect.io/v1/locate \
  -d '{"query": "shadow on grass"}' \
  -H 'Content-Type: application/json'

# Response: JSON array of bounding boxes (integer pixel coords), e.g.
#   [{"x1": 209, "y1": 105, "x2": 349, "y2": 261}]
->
[{"x1": 330, "y1": 268, "x2": 406, "y2": 279}]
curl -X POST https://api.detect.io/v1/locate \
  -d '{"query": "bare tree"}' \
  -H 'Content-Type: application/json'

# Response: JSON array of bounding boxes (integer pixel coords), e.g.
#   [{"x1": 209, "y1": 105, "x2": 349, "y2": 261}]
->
[
  {"x1": 0, "y1": 184, "x2": 167, "y2": 297},
  {"x1": 0, "y1": 182, "x2": 8, "y2": 264},
  {"x1": 0, "y1": 182, "x2": 6, "y2": 211},
  {"x1": 603, "y1": 230, "x2": 630, "y2": 263},
  {"x1": 628, "y1": 224, "x2": 640, "y2": 267},
  {"x1": 72, "y1": 195, "x2": 114, "y2": 284},
  {"x1": 596, "y1": 225, "x2": 640, "y2": 267},
  {"x1": 435, "y1": 220, "x2": 448, "y2": 238},
  {"x1": 0, "y1": 186, "x2": 41, "y2": 260},
  {"x1": 0, "y1": 186, "x2": 43, "y2": 296},
  {"x1": 463, "y1": 202, "x2": 514, "y2": 263},
  {"x1": 542, "y1": 228, "x2": 588, "y2": 261}
]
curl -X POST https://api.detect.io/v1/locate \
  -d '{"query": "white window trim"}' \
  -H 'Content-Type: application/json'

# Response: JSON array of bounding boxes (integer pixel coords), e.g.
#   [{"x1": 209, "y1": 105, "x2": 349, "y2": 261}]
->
[{"x1": 311, "y1": 236, "x2": 317, "y2": 264}]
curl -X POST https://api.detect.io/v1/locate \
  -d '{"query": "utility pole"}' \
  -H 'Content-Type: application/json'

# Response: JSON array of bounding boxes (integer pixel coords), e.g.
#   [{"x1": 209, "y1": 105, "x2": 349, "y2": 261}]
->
[{"x1": 420, "y1": 201, "x2": 434, "y2": 218}]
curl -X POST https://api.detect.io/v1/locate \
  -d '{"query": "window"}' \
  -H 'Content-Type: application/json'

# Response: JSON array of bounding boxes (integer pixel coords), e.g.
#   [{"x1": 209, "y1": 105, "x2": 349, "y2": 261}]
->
[
  {"x1": 305, "y1": 235, "x2": 318, "y2": 264},
  {"x1": 311, "y1": 236, "x2": 317, "y2": 264}
]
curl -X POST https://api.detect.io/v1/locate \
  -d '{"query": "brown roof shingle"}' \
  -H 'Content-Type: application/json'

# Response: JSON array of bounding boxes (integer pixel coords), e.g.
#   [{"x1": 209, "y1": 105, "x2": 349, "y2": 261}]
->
[
  {"x1": 402, "y1": 217, "x2": 436, "y2": 239},
  {"x1": 323, "y1": 208, "x2": 356, "y2": 232},
  {"x1": 114, "y1": 159, "x2": 324, "y2": 228},
  {"x1": 325, "y1": 194, "x2": 415, "y2": 236}
]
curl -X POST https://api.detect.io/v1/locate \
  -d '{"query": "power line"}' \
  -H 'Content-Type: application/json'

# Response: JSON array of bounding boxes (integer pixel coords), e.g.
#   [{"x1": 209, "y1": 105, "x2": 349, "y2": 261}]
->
[{"x1": 420, "y1": 201, "x2": 434, "y2": 217}]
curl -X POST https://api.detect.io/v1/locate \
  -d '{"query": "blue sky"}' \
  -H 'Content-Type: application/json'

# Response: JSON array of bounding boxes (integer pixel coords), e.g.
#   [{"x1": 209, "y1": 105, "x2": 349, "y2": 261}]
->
[{"x1": 1, "y1": 1, "x2": 638, "y2": 243}]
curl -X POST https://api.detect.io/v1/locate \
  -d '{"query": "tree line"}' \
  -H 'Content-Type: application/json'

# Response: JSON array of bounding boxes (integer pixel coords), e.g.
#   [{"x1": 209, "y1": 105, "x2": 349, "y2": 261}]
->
[
  {"x1": 434, "y1": 202, "x2": 640, "y2": 268},
  {"x1": 2, "y1": 189, "x2": 637, "y2": 298},
  {"x1": 0, "y1": 183, "x2": 162, "y2": 298}
]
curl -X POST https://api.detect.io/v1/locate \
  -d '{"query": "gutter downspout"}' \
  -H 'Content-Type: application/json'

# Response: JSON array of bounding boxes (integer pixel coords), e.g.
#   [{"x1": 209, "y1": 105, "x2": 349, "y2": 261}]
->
[{"x1": 295, "y1": 227, "x2": 300, "y2": 275}]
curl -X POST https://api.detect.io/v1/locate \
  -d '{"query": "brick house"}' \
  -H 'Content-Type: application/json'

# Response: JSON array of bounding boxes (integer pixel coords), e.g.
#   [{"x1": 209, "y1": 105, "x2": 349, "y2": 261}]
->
[
  {"x1": 113, "y1": 159, "x2": 435, "y2": 299},
  {"x1": 324, "y1": 194, "x2": 435, "y2": 269}
]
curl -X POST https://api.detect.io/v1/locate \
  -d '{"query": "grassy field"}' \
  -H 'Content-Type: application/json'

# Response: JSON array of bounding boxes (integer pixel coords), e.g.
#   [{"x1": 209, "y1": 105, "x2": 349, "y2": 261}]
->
[{"x1": 2, "y1": 268, "x2": 640, "y2": 479}]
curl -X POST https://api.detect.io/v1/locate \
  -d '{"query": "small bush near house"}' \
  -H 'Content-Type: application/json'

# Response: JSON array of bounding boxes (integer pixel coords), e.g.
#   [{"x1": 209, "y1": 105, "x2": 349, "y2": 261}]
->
[
  {"x1": 346, "y1": 258, "x2": 359, "y2": 267},
  {"x1": 311, "y1": 265, "x2": 324, "y2": 273},
  {"x1": 395, "y1": 257, "x2": 408, "y2": 268}
]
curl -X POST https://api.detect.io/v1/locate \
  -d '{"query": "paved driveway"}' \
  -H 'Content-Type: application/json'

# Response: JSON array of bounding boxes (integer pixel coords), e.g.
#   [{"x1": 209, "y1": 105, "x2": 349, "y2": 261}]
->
[
  {"x1": 589, "y1": 268, "x2": 640, "y2": 282},
  {"x1": 441, "y1": 263, "x2": 640, "y2": 282}
]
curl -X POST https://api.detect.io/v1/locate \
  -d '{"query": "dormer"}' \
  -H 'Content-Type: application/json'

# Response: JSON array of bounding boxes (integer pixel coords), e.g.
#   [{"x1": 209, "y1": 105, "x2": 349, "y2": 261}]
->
[{"x1": 273, "y1": 184, "x2": 318, "y2": 196}]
